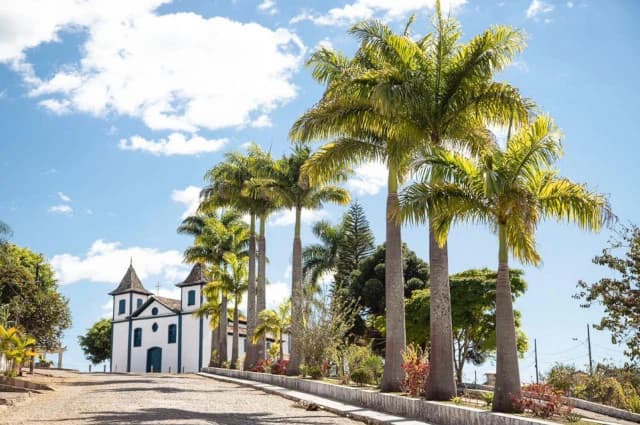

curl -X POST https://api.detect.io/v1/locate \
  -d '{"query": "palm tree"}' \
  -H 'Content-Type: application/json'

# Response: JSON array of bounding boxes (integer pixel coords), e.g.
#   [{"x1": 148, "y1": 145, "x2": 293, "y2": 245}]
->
[
  {"x1": 201, "y1": 145, "x2": 274, "y2": 368},
  {"x1": 401, "y1": 115, "x2": 612, "y2": 411},
  {"x1": 302, "y1": 220, "x2": 341, "y2": 288},
  {"x1": 0, "y1": 326, "x2": 37, "y2": 376},
  {"x1": 253, "y1": 299, "x2": 292, "y2": 362},
  {"x1": 270, "y1": 144, "x2": 350, "y2": 375},
  {"x1": 179, "y1": 210, "x2": 248, "y2": 366},
  {"x1": 291, "y1": 3, "x2": 529, "y2": 394}
]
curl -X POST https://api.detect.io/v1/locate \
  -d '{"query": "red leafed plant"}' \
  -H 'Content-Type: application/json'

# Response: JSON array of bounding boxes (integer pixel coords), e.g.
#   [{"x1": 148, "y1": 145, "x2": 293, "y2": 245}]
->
[
  {"x1": 401, "y1": 344, "x2": 429, "y2": 397},
  {"x1": 510, "y1": 384, "x2": 574, "y2": 419},
  {"x1": 271, "y1": 359, "x2": 289, "y2": 375},
  {"x1": 250, "y1": 358, "x2": 272, "y2": 373}
]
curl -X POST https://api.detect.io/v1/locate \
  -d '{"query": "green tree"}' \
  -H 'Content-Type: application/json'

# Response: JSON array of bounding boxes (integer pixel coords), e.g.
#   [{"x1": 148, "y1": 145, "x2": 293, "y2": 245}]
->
[
  {"x1": 335, "y1": 201, "x2": 375, "y2": 293},
  {"x1": 401, "y1": 115, "x2": 612, "y2": 411},
  {"x1": 253, "y1": 299, "x2": 291, "y2": 362},
  {"x1": 303, "y1": 220, "x2": 341, "y2": 288},
  {"x1": 576, "y1": 224, "x2": 640, "y2": 361},
  {"x1": 270, "y1": 144, "x2": 350, "y2": 375},
  {"x1": 0, "y1": 244, "x2": 71, "y2": 351},
  {"x1": 405, "y1": 268, "x2": 528, "y2": 383},
  {"x1": 0, "y1": 326, "x2": 36, "y2": 376},
  {"x1": 78, "y1": 318, "x2": 112, "y2": 365}
]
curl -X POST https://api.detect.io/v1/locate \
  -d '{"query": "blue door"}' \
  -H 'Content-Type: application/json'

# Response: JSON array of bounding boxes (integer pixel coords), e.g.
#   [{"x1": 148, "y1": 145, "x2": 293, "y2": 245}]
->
[{"x1": 146, "y1": 347, "x2": 162, "y2": 373}]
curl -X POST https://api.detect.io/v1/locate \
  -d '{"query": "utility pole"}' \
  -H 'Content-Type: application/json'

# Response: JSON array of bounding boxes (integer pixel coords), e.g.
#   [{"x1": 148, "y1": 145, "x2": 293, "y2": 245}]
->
[
  {"x1": 534, "y1": 338, "x2": 539, "y2": 385},
  {"x1": 587, "y1": 323, "x2": 593, "y2": 375}
]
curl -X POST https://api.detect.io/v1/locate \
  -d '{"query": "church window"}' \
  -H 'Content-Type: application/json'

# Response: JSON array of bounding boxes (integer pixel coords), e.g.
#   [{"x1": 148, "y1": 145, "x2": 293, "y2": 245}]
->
[
  {"x1": 137, "y1": 299, "x2": 143, "y2": 308},
  {"x1": 152, "y1": 323, "x2": 158, "y2": 332},
  {"x1": 151, "y1": 307, "x2": 158, "y2": 316},
  {"x1": 133, "y1": 328, "x2": 142, "y2": 347},
  {"x1": 118, "y1": 299, "x2": 126, "y2": 315},
  {"x1": 168, "y1": 324, "x2": 177, "y2": 344},
  {"x1": 187, "y1": 290, "x2": 196, "y2": 306}
]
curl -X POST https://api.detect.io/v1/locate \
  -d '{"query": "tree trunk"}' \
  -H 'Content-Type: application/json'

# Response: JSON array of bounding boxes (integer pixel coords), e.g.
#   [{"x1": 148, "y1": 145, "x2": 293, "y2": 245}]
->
[
  {"x1": 492, "y1": 223, "x2": 522, "y2": 412},
  {"x1": 256, "y1": 215, "x2": 267, "y2": 362},
  {"x1": 218, "y1": 293, "x2": 228, "y2": 365},
  {"x1": 381, "y1": 168, "x2": 406, "y2": 392},
  {"x1": 231, "y1": 293, "x2": 239, "y2": 369},
  {"x1": 244, "y1": 213, "x2": 257, "y2": 370},
  {"x1": 279, "y1": 328, "x2": 284, "y2": 362},
  {"x1": 209, "y1": 327, "x2": 218, "y2": 367},
  {"x1": 425, "y1": 223, "x2": 457, "y2": 399},
  {"x1": 288, "y1": 206, "x2": 303, "y2": 376}
]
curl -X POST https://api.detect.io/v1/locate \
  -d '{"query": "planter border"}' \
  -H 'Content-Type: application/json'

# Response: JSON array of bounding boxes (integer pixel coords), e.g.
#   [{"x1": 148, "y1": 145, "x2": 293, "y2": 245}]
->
[{"x1": 202, "y1": 367, "x2": 557, "y2": 425}]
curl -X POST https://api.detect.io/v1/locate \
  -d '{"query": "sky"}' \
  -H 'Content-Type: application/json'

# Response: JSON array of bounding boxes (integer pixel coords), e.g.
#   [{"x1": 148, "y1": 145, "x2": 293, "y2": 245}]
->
[{"x1": 1, "y1": 0, "x2": 639, "y2": 381}]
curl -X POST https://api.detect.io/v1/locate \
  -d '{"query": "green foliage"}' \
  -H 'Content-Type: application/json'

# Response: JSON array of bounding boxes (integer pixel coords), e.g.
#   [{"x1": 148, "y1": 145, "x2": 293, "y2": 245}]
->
[
  {"x1": 482, "y1": 392, "x2": 494, "y2": 406},
  {"x1": 0, "y1": 326, "x2": 37, "y2": 376},
  {"x1": 350, "y1": 368, "x2": 373, "y2": 386},
  {"x1": 77, "y1": 318, "x2": 112, "y2": 365},
  {"x1": 576, "y1": 225, "x2": 640, "y2": 361},
  {"x1": 405, "y1": 268, "x2": 528, "y2": 381},
  {"x1": 253, "y1": 299, "x2": 291, "y2": 361},
  {"x1": 0, "y1": 243, "x2": 71, "y2": 351},
  {"x1": 546, "y1": 363, "x2": 579, "y2": 394}
]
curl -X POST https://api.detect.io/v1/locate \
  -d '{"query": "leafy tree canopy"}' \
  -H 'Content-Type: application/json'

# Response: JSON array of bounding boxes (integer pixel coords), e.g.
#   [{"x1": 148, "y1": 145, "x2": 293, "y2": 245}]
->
[
  {"x1": 78, "y1": 318, "x2": 112, "y2": 365},
  {"x1": 0, "y1": 243, "x2": 71, "y2": 351},
  {"x1": 576, "y1": 225, "x2": 640, "y2": 361},
  {"x1": 406, "y1": 268, "x2": 529, "y2": 382}
]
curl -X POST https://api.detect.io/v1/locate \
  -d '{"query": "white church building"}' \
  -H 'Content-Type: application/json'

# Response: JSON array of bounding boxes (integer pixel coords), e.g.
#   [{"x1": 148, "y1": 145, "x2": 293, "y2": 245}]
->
[{"x1": 110, "y1": 262, "x2": 288, "y2": 373}]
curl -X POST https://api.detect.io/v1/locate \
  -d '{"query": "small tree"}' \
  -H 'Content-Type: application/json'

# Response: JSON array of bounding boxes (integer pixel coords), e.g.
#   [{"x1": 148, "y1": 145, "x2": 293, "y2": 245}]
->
[
  {"x1": 78, "y1": 318, "x2": 112, "y2": 365},
  {"x1": 254, "y1": 299, "x2": 291, "y2": 362},
  {"x1": 0, "y1": 326, "x2": 37, "y2": 376}
]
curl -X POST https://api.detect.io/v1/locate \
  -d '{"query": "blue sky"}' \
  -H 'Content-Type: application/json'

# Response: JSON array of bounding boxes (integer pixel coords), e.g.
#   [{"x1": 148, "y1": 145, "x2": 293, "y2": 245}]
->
[{"x1": 1, "y1": 0, "x2": 638, "y2": 381}]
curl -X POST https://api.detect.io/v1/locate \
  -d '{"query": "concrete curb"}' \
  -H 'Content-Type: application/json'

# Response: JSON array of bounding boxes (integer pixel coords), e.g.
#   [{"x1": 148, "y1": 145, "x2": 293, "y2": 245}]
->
[{"x1": 198, "y1": 372, "x2": 430, "y2": 425}]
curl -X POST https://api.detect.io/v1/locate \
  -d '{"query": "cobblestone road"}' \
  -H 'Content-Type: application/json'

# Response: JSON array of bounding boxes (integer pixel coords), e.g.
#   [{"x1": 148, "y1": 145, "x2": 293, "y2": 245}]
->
[{"x1": 0, "y1": 371, "x2": 361, "y2": 425}]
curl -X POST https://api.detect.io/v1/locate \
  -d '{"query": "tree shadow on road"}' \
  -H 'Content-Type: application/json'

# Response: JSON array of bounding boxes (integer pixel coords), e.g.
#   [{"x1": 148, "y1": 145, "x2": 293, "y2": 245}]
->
[{"x1": 42, "y1": 407, "x2": 344, "y2": 424}]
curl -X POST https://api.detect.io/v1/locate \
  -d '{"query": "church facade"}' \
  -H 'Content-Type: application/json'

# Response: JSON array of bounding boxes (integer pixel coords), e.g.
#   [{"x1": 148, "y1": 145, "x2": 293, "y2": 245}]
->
[{"x1": 110, "y1": 262, "x2": 286, "y2": 373}]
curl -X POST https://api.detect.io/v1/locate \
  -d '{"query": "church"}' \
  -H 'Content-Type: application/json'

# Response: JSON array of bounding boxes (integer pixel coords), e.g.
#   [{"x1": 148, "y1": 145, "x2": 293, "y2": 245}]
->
[{"x1": 110, "y1": 262, "x2": 287, "y2": 373}]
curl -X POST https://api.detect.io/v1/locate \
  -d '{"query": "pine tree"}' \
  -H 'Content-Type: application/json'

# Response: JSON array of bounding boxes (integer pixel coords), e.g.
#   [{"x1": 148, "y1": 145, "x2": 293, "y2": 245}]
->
[{"x1": 335, "y1": 201, "x2": 375, "y2": 292}]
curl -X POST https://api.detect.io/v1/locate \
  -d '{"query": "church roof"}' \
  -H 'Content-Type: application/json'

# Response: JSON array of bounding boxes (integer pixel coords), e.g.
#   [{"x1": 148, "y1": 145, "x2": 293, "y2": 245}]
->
[
  {"x1": 108, "y1": 263, "x2": 153, "y2": 296},
  {"x1": 176, "y1": 263, "x2": 208, "y2": 287},
  {"x1": 131, "y1": 295, "x2": 182, "y2": 317}
]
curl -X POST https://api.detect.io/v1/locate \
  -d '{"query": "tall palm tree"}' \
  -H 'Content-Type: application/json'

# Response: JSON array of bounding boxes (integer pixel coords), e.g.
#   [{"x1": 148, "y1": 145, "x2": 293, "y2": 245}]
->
[
  {"x1": 302, "y1": 220, "x2": 341, "y2": 288},
  {"x1": 201, "y1": 144, "x2": 274, "y2": 369},
  {"x1": 270, "y1": 144, "x2": 350, "y2": 375},
  {"x1": 401, "y1": 115, "x2": 612, "y2": 411},
  {"x1": 291, "y1": 3, "x2": 529, "y2": 394},
  {"x1": 253, "y1": 298, "x2": 291, "y2": 362}
]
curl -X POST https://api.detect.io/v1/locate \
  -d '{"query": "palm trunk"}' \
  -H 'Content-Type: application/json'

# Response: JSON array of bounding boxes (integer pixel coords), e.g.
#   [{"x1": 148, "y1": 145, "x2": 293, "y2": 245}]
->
[
  {"x1": 425, "y1": 223, "x2": 457, "y2": 399},
  {"x1": 287, "y1": 206, "x2": 303, "y2": 376},
  {"x1": 279, "y1": 328, "x2": 284, "y2": 362},
  {"x1": 218, "y1": 293, "x2": 228, "y2": 365},
  {"x1": 492, "y1": 223, "x2": 522, "y2": 412},
  {"x1": 256, "y1": 215, "x2": 267, "y2": 362},
  {"x1": 244, "y1": 213, "x2": 257, "y2": 370},
  {"x1": 231, "y1": 292, "x2": 239, "y2": 369},
  {"x1": 381, "y1": 168, "x2": 406, "y2": 392},
  {"x1": 209, "y1": 326, "x2": 219, "y2": 367}
]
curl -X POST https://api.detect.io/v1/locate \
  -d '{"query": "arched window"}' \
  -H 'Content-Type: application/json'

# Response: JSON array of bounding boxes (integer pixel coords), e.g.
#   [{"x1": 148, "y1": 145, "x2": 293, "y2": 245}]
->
[
  {"x1": 137, "y1": 298, "x2": 143, "y2": 309},
  {"x1": 187, "y1": 290, "x2": 196, "y2": 306},
  {"x1": 118, "y1": 299, "x2": 126, "y2": 315},
  {"x1": 168, "y1": 324, "x2": 177, "y2": 344},
  {"x1": 133, "y1": 328, "x2": 142, "y2": 347},
  {"x1": 151, "y1": 307, "x2": 158, "y2": 316}
]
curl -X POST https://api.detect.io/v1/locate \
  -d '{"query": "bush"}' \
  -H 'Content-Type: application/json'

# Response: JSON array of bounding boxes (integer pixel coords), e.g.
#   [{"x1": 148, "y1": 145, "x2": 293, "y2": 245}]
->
[
  {"x1": 350, "y1": 368, "x2": 373, "y2": 386},
  {"x1": 271, "y1": 359, "x2": 288, "y2": 375},
  {"x1": 308, "y1": 365, "x2": 323, "y2": 379},
  {"x1": 364, "y1": 355, "x2": 384, "y2": 385},
  {"x1": 250, "y1": 358, "x2": 272, "y2": 373},
  {"x1": 515, "y1": 384, "x2": 573, "y2": 419},
  {"x1": 482, "y1": 392, "x2": 494, "y2": 407},
  {"x1": 547, "y1": 363, "x2": 578, "y2": 394},
  {"x1": 401, "y1": 343, "x2": 429, "y2": 397}
]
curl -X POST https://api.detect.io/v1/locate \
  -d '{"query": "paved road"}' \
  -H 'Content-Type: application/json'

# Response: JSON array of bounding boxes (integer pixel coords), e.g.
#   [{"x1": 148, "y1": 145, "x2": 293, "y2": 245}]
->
[{"x1": 1, "y1": 371, "x2": 361, "y2": 425}]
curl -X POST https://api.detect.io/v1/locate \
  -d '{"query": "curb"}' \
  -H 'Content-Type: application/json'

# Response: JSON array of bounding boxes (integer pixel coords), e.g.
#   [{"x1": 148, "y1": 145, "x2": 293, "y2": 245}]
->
[{"x1": 197, "y1": 372, "x2": 429, "y2": 425}]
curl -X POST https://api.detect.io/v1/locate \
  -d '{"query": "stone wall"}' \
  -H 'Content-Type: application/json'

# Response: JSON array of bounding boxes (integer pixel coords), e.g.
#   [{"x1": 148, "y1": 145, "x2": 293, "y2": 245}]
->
[{"x1": 202, "y1": 367, "x2": 557, "y2": 425}]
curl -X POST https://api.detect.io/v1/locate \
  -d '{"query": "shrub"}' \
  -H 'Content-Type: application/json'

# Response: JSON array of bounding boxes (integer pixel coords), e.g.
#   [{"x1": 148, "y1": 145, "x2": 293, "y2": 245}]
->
[
  {"x1": 250, "y1": 358, "x2": 271, "y2": 373},
  {"x1": 482, "y1": 392, "x2": 494, "y2": 407},
  {"x1": 350, "y1": 368, "x2": 373, "y2": 386},
  {"x1": 364, "y1": 355, "x2": 384, "y2": 385},
  {"x1": 308, "y1": 365, "x2": 323, "y2": 379},
  {"x1": 547, "y1": 363, "x2": 578, "y2": 394},
  {"x1": 515, "y1": 384, "x2": 573, "y2": 419},
  {"x1": 401, "y1": 343, "x2": 429, "y2": 397},
  {"x1": 271, "y1": 359, "x2": 288, "y2": 375},
  {"x1": 450, "y1": 396, "x2": 462, "y2": 405}
]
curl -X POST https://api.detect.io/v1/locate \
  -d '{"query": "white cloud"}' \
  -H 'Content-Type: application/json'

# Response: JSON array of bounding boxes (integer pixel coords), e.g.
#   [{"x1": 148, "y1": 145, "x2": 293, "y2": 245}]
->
[
  {"x1": 251, "y1": 114, "x2": 272, "y2": 128},
  {"x1": 488, "y1": 125, "x2": 510, "y2": 148},
  {"x1": 118, "y1": 133, "x2": 227, "y2": 156},
  {"x1": 50, "y1": 239, "x2": 189, "y2": 285},
  {"x1": 48, "y1": 204, "x2": 73, "y2": 215},
  {"x1": 266, "y1": 280, "x2": 290, "y2": 309},
  {"x1": 347, "y1": 161, "x2": 387, "y2": 196},
  {"x1": 258, "y1": 0, "x2": 278, "y2": 15},
  {"x1": 508, "y1": 60, "x2": 529, "y2": 73},
  {"x1": 171, "y1": 185, "x2": 201, "y2": 219},
  {"x1": 566, "y1": 1, "x2": 574, "y2": 8},
  {"x1": 2, "y1": 2, "x2": 304, "y2": 133},
  {"x1": 526, "y1": 0, "x2": 554, "y2": 19},
  {"x1": 58, "y1": 192, "x2": 71, "y2": 202},
  {"x1": 269, "y1": 208, "x2": 328, "y2": 227},
  {"x1": 283, "y1": 264, "x2": 292, "y2": 280},
  {"x1": 291, "y1": 0, "x2": 466, "y2": 26},
  {"x1": 314, "y1": 38, "x2": 334, "y2": 52}
]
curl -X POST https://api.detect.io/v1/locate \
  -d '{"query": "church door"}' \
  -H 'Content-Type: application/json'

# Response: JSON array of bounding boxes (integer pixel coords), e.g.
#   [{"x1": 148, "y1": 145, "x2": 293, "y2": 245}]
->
[{"x1": 146, "y1": 347, "x2": 162, "y2": 373}]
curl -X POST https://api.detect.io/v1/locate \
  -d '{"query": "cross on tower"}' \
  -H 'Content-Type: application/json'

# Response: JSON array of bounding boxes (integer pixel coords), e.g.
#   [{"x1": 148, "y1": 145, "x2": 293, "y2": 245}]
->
[{"x1": 156, "y1": 282, "x2": 160, "y2": 295}]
